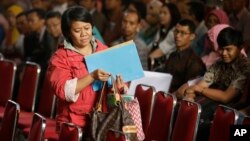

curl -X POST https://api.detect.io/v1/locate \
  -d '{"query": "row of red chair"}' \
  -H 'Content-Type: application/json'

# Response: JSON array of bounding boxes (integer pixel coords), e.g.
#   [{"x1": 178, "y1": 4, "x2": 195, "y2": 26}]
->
[
  {"x1": 134, "y1": 84, "x2": 201, "y2": 141},
  {"x1": 133, "y1": 84, "x2": 250, "y2": 141},
  {"x1": 0, "y1": 100, "x2": 83, "y2": 141},
  {"x1": 0, "y1": 59, "x2": 58, "y2": 140}
]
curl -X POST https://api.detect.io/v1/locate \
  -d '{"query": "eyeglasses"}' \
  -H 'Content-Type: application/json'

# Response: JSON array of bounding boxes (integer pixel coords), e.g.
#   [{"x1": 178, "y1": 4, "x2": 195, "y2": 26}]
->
[{"x1": 173, "y1": 29, "x2": 191, "y2": 36}]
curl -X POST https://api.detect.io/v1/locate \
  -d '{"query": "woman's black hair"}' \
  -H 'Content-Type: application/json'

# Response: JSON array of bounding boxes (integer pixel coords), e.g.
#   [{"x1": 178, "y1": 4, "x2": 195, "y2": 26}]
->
[
  {"x1": 163, "y1": 3, "x2": 181, "y2": 31},
  {"x1": 61, "y1": 6, "x2": 93, "y2": 44},
  {"x1": 217, "y1": 27, "x2": 243, "y2": 49}
]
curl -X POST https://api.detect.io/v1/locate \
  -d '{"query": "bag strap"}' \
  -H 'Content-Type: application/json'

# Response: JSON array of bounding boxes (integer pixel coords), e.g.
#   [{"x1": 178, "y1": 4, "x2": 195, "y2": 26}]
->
[
  {"x1": 111, "y1": 75, "x2": 119, "y2": 95},
  {"x1": 95, "y1": 75, "x2": 120, "y2": 112},
  {"x1": 95, "y1": 81, "x2": 107, "y2": 112}
]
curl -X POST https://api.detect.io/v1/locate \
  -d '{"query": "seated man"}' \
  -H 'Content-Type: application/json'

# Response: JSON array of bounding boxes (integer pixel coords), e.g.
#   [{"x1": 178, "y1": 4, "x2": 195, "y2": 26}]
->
[
  {"x1": 163, "y1": 19, "x2": 206, "y2": 93},
  {"x1": 178, "y1": 27, "x2": 250, "y2": 141}
]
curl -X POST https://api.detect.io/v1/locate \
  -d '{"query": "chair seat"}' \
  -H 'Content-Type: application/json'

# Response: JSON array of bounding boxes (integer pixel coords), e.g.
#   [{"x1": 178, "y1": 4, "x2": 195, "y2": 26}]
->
[
  {"x1": 23, "y1": 121, "x2": 58, "y2": 140},
  {"x1": 43, "y1": 125, "x2": 59, "y2": 141},
  {"x1": 19, "y1": 115, "x2": 56, "y2": 129}
]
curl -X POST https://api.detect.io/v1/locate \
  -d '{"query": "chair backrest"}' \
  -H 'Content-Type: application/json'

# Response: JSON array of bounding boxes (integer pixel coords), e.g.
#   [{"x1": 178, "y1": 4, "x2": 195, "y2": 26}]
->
[
  {"x1": 145, "y1": 91, "x2": 177, "y2": 141},
  {"x1": 0, "y1": 100, "x2": 20, "y2": 141},
  {"x1": 37, "y1": 76, "x2": 56, "y2": 118},
  {"x1": 209, "y1": 105, "x2": 238, "y2": 141},
  {"x1": 27, "y1": 113, "x2": 46, "y2": 141},
  {"x1": 0, "y1": 59, "x2": 16, "y2": 106},
  {"x1": 172, "y1": 100, "x2": 201, "y2": 141},
  {"x1": 16, "y1": 61, "x2": 40, "y2": 112},
  {"x1": 58, "y1": 122, "x2": 83, "y2": 141},
  {"x1": 105, "y1": 129, "x2": 126, "y2": 141},
  {"x1": 243, "y1": 116, "x2": 250, "y2": 125},
  {"x1": 134, "y1": 84, "x2": 156, "y2": 135}
]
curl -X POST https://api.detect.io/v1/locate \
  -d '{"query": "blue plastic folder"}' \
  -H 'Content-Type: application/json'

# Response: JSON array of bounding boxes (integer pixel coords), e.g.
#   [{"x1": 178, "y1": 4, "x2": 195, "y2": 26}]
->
[{"x1": 85, "y1": 40, "x2": 144, "y2": 91}]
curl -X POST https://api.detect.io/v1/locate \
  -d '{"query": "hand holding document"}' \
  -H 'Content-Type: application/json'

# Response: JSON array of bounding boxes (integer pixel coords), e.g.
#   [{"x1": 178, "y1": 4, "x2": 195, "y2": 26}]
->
[{"x1": 85, "y1": 40, "x2": 144, "y2": 91}]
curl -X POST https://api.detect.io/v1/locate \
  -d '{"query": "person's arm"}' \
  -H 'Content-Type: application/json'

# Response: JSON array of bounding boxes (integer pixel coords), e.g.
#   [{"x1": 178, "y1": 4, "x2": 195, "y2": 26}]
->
[
  {"x1": 183, "y1": 80, "x2": 208, "y2": 101},
  {"x1": 175, "y1": 77, "x2": 203, "y2": 99},
  {"x1": 198, "y1": 86, "x2": 239, "y2": 103},
  {"x1": 185, "y1": 80, "x2": 240, "y2": 104},
  {"x1": 149, "y1": 48, "x2": 165, "y2": 59}
]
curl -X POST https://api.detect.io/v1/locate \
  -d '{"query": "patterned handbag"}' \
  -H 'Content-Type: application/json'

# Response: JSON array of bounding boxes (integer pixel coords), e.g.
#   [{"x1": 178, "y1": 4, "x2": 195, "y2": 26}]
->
[
  {"x1": 126, "y1": 98, "x2": 145, "y2": 141},
  {"x1": 90, "y1": 78, "x2": 138, "y2": 141}
]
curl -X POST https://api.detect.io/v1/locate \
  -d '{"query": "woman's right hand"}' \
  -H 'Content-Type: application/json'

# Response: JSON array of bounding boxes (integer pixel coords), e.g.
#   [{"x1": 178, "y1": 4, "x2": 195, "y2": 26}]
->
[{"x1": 90, "y1": 69, "x2": 110, "y2": 81}]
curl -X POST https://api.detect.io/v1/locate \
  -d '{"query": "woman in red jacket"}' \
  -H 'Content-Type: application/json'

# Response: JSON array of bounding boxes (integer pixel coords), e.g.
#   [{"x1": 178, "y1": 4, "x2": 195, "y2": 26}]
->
[{"x1": 46, "y1": 6, "x2": 119, "y2": 137}]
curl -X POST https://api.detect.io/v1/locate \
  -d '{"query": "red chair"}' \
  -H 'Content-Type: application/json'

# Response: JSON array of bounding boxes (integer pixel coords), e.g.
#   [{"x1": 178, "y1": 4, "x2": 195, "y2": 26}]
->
[
  {"x1": 18, "y1": 75, "x2": 57, "y2": 129},
  {"x1": 209, "y1": 105, "x2": 239, "y2": 141},
  {"x1": 145, "y1": 91, "x2": 177, "y2": 141},
  {"x1": 18, "y1": 75, "x2": 58, "y2": 140},
  {"x1": 27, "y1": 113, "x2": 46, "y2": 141},
  {"x1": 172, "y1": 100, "x2": 201, "y2": 141},
  {"x1": 134, "y1": 84, "x2": 156, "y2": 135},
  {"x1": 0, "y1": 100, "x2": 20, "y2": 141},
  {"x1": 15, "y1": 61, "x2": 41, "y2": 112},
  {"x1": 106, "y1": 129, "x2": 126, "y2": 141},
  {"x1": 58, "y1": 122, "x2": 83, "y2": 141},
  {"x1": 0, "y1": 59, "x2": 16, "y2": 114}
]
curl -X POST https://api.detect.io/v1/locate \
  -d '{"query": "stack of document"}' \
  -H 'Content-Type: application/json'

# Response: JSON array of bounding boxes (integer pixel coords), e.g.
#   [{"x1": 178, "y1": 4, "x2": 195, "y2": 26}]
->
[{"x1": 85, "y1": 40, "x2": 144, "y2": 91}]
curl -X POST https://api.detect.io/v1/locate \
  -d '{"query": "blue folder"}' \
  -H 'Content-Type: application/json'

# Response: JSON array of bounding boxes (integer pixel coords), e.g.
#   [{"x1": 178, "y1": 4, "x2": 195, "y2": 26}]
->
[{"x1": 85, "y1": 40, "x2": 144, "y2": 91}]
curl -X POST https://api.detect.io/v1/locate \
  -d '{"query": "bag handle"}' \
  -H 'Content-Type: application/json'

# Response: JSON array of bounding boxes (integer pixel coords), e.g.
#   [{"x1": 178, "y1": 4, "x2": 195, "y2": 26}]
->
[
  {"x1": 95, "y1": 81, "x2": 107, "y2": 112},
  {"x1": 95, "y1": 75, "x2": 120, "y2": 112}
]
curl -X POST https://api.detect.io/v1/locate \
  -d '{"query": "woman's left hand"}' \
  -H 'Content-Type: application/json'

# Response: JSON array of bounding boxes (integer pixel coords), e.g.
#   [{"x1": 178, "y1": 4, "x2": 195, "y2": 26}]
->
[{"x1": 116, "y1": 74, "x2": 128, "y2": 94}]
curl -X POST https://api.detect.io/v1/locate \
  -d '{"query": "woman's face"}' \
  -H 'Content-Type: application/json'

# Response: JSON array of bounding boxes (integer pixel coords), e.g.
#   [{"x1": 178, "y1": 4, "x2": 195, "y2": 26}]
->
[
  {"x1": 70, "y1": 21, "x2": 92, "y2": 48},
  {"x1": 7, "y1": 11, "x2": 16, "y2": 27},
  {"x1": 219, "y1": 45, "x2": 240, "y2": 63},
  {"x1": 159, "y1": 6, "x2": 171, "y2": 26},
  {"x1": 206, "y1": 14, "x2": 220, "y2": 30}
]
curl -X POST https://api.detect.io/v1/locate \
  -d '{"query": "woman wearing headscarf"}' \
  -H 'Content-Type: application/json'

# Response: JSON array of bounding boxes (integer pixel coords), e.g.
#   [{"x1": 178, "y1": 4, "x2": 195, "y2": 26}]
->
[
  {"x1": 196, "y1": 8, "x2": 229, "y2": 57},
  {"x1": 1, "y1": 4, "x2": 24, "y2": 63},
  {"x1": 201, "y1": 24, "x2": 229, "y2": 69}
]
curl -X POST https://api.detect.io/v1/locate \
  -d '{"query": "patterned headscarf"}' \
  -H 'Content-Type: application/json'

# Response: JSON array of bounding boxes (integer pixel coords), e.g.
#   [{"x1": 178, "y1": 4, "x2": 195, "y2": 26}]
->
[
  {"x1": 206, "y1": 8, "x2": 229, "y2": 25},
  {"x1": 207, "y1": 24, "x2": 230, "y2": 51}
]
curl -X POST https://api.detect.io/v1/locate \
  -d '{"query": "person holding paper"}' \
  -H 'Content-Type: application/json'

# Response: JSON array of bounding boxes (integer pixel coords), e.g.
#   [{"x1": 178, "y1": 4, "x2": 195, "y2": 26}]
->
[{"x1": 46, "y1": 6, "x2": 125, "y2": 138}]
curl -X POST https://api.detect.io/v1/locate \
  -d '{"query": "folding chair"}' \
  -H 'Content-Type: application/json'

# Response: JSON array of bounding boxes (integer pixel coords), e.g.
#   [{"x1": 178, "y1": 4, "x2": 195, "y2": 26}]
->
[
  {"x1": 172, "y1": 100, "x2": 201, "y2": 141},
  {"x1": 15, "y1": 61, "x2": 41, "y2": 112},
  {"x1": 0, "y1": 59, "x2": 17, "y2": 114},
  {"x1": 27, "y1": 113, "x2": 46, "y2": 141},
  {"x1": 19, "y1": 75, "x2": 57, "y2": 140},
  {"x1": 209, "y1": 105, "x2": 239, "y2": 141},
  {"x1": 145, "y1": 91, "x2": 177, "y2": 141},
  {"x1": 58, "y1": 122, "x2": 83, "y2": 141},
  {"x1": 106, "y1": 129, "x2": 126, "y2": 141},
  {"x1": 0, "y1": 52, "x2": 3, "y2": 60},
  {"x1": 0, "y1": 100, "x2": 20, "y2": 141},
  {"x1": 18, "y1": 76, "x2": 57, "y2": 129},
  {"x1": 134, "y1": 84, "x2": 156, "y2": 135}
]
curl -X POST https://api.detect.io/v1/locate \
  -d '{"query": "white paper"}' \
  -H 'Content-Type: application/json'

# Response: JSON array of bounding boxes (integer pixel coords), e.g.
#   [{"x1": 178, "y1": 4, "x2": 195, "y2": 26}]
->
[
  {"x1": 127, "y1": 71, "x2": 173, "y2": 95},
  {"x1": 187, "y1": 77, "x2": 203, "y2": 86}
]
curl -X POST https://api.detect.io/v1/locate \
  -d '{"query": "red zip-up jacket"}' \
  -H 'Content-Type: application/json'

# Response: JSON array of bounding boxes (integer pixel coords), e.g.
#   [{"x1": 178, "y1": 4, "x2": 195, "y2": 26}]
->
[{"x1": 47, "y1": 39, "x2": 107, "y2": 130}]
